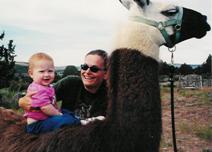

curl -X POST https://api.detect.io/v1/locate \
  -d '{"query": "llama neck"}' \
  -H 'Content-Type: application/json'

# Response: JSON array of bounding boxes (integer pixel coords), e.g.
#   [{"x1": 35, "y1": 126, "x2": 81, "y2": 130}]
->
[
  {"x1": 107, "y1": 49, "x2": 162, "y2": 150},
  {"x1": 114, "y1": 21, "x2": 162, "y2": 61},
  {"x1": 108, "y1": 49, "x2": 161, "y2": 128}
]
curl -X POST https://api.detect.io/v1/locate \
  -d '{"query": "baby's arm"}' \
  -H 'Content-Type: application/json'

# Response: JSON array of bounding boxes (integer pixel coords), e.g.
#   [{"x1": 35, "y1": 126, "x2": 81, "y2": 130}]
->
[{"x1": 41, "y1": 104, "x2": 62, "y2": 116}]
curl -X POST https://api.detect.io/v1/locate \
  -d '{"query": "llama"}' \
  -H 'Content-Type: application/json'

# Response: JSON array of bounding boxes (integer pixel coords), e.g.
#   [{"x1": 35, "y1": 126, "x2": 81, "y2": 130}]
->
[{"x1": 0, "y1": 0, "x2": 210, "y2": 151}]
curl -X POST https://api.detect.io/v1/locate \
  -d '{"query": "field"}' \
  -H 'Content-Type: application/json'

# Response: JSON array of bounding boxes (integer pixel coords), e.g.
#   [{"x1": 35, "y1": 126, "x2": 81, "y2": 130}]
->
[{"x1": 160, "y1": 87, "x2": 212, "y2": 152}]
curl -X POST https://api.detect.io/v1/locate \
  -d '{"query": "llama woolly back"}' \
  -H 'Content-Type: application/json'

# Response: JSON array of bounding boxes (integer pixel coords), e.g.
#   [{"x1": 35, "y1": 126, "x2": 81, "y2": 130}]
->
[{"x1": 0, "y1": 0, "x2": 210, "y2": 152}]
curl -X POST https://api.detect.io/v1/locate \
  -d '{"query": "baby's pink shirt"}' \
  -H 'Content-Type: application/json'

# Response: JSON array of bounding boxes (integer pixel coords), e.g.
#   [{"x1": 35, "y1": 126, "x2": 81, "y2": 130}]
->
[{"x1": 24, "y1": 82, "x2": 56, "y2": 120}]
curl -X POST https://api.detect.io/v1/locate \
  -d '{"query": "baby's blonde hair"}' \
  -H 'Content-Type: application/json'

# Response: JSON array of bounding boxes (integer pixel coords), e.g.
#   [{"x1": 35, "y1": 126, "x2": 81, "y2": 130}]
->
[{"x1": 28, "y1": 52, "x2": 54, "y2": 71}]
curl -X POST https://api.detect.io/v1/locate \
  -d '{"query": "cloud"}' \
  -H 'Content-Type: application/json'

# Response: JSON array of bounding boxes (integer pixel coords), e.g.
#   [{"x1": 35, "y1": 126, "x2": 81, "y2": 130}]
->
[{"x1": 0, "y1": 0, "x2": 211, "y2": 66}]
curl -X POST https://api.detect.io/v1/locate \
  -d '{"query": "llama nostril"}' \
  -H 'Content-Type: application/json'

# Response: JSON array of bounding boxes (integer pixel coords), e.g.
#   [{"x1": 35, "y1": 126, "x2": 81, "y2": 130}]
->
[
  {"x1": 207, "y1": 24, "x2": 211, "y2": 31},
  {"x1": 202, "y1": 15, "x2": 211, "y2": 31},
  {"x1": 206, "y1": 23, "x2": 211, "y2": 31},
  {"x1": 203, "y1": 15, "x2": 207, "y2": 21}
]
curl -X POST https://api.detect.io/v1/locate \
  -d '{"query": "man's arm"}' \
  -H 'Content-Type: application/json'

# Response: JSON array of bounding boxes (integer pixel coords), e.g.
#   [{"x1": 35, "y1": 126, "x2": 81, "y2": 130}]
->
[{"x1": 18, "y1": 91, "x2": 36, "y2": 111}]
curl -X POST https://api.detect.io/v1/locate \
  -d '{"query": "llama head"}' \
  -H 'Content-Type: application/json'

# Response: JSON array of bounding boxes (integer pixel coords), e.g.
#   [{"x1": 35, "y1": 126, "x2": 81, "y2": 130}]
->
[{"x1": 116, "y1": 0, "x2": 211, "y2": 61}]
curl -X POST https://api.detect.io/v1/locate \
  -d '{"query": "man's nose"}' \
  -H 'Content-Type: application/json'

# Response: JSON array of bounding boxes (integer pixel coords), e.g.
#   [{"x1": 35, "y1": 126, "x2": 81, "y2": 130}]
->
[{"x1": 85, "y1": 68, "x2": 91, "y2": 73}]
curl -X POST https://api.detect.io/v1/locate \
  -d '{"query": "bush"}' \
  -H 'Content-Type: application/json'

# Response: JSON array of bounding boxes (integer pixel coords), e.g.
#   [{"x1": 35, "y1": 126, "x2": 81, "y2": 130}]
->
[
  {"x1": 9, "y1": 79, "x2": 29, "y2": 92},
  {"x1": 196, "y1": 126, "x2": 212, "y2": 141},
  {"x1": 0, "y1": 88, "x2": 24, "y2": 109}
]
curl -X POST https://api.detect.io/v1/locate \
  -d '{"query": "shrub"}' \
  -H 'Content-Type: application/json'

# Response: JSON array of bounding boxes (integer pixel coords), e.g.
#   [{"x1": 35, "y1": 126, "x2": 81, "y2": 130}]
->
[
  {"x1": 0, "y1": 88, "x2": 24, "y2": 109},
  {"x1": 196, "y1": 126, "x2": 212, "y2": 141}
]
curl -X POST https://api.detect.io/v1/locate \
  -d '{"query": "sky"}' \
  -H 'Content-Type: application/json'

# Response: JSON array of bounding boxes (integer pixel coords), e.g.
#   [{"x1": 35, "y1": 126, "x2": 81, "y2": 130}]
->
[{"x1": 0, "y1": 0, "x2": 211, "y2": 66}]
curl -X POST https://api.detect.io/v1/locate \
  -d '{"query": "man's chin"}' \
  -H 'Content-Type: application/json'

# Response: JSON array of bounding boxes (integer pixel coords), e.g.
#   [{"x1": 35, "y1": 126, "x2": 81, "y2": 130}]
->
[{"x1": 84, "y1": 83, "x2": 94, "y2": 88}]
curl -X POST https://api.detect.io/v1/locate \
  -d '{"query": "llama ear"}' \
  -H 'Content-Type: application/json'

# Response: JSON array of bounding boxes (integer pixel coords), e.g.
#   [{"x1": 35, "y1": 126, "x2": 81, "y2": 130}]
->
[
  {"x1": 119, "y1": 0, "x2": 132, "y2": 10},
  {"x1": 119, "y1": 0, "x2": 150, "y2": 9},
  {"x1": 134, "y1": 0, "x2": 150, "y2": 7}
]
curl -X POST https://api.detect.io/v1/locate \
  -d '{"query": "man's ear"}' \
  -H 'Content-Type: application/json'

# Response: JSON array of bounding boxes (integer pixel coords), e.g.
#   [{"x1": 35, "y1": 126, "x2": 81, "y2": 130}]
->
[{"x1": 103, "y1": 70, "x2": 109, "y2": 80}]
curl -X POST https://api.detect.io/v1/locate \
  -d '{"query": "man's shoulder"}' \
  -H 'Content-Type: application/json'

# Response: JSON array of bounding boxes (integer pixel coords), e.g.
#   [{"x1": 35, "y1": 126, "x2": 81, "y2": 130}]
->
[
  {"x1": 59, "y1": 75, "x2": 81, "y2": 82},
  {"x1": 63, "y1": 75, "x2": 81, "y2": 81}
]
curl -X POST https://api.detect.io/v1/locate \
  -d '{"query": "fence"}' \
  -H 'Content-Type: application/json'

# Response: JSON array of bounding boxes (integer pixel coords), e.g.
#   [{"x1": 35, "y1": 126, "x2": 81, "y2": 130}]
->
[{"x1": 179, "y1": 74, "x2": 212, "y2": 88}]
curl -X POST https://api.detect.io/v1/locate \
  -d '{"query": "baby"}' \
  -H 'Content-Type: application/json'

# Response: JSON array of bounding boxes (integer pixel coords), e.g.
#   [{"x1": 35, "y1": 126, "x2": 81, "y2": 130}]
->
[{"x1": 24, "y1": 52, "x2": 80, "y2": 134}]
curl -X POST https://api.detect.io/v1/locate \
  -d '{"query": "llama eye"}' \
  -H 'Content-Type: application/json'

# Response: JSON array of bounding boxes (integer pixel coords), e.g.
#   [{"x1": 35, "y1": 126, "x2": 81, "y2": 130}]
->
[{"x1": 161, "y1": 8, "x2": 178, "y2": 16}]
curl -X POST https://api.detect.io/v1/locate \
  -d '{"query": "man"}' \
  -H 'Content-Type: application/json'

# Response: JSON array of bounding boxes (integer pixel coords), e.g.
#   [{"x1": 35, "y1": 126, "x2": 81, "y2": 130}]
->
[{"x1": 19, "y1": 49, "x2": 108, "y2": 120}]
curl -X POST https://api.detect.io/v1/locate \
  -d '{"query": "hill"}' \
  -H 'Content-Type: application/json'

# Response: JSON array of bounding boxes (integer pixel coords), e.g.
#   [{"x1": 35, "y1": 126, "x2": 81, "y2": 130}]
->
[
  {"x1": 15, "y1": 62, "x2": 67, "y2": 74},
  {"x1": 173, "y1": 63, "x2": 200, "y2": 69},
  {"x1": 15, "y1": 62, "x2": 28, "y2": 73}
]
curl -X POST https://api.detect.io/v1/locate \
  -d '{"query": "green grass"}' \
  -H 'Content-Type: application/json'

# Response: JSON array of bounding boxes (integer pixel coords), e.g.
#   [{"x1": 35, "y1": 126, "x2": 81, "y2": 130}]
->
[
  {"x1": 0, "y1": 88, "x2": 19, "y2": 109},
  {"x1": 160, "y1": 136, "x2": 172, "y2": 149},
  {"x1": 195, "y1": 126, "x2": 212, "y2": 141},
  {"x1": 178, "y1": 89, "x2": 211, "y2": 104},
  {"x1": 178, "y1": 121, "x2": 212, "y2": 142},
  {"x1": 178, "y1": 122, "x2": 192, "y2": 134}
]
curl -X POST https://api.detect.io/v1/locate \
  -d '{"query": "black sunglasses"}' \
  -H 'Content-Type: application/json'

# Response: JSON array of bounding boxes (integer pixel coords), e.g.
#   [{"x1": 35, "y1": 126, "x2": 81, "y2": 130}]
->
[{"x1": 80, "y1": 64, "x2": 105, "y2": 73}]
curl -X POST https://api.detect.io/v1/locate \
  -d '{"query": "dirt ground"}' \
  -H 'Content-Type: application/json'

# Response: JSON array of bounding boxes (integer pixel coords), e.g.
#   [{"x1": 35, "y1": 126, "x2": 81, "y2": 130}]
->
[{"x1": 160, "y1": 87, "x2": 212, "y2": 152}]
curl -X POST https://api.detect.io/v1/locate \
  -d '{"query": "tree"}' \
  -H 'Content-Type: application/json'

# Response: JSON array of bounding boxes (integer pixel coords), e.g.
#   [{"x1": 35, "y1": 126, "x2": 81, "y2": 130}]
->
[
  {"x1": 53, "y1": 72, "x2": 62, "y2": 83},
  {"x1": 193, "y1": 54, "x2": 211, "y2": 76},
  {"x1": 201, "y1": 54, "x2": 211, "y2": 76},
  {"x1": 178, "y1": 63, "x2": 193, "y2": 75},
  {"x1": 62, "y1": 65, "x2": 79, "y2": 78},
  {"x1": 0, "y1": 31, "x2": 16, "y2": 88},
  {"x1": 159, "y1": 61, "x2": 170, "y2": 75},
  {"x1": 193, "y1": 65, "x2": 202, "y2": 75}
]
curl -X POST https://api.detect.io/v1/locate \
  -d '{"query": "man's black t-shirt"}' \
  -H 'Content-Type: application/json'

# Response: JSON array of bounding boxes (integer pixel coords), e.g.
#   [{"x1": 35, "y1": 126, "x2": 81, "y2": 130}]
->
[{"x1": 54, "y1": 76, "x2": 107, "y2": 119}]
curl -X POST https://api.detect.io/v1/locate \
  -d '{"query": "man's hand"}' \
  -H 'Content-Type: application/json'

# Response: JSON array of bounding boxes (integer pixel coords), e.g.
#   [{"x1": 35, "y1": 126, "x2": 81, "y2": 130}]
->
[
  {"x1": 41, "y1": 104, "x2": 62, "y2": 116},
  {"x1": 80, "y1": 116, "x2": 106, "y2": 125},
  {"x1": 18, "y1": 91, "x2": 36, "y2": 111}
]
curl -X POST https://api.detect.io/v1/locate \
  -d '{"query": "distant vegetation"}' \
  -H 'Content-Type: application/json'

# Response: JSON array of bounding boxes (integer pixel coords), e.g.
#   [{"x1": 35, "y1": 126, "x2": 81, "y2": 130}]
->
[
  {"x1": 0, "y1": 31, "x2": 16, "y2": 89},
  {"x1": 15, "y1": 63, "x2": 28, "y2": 73},
  {"x1": 159, "y1": 54, "x2": 211, "y2": 76},
  {"x1": 0, "y1": 31, "x2": 211, "y2": 109}
]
